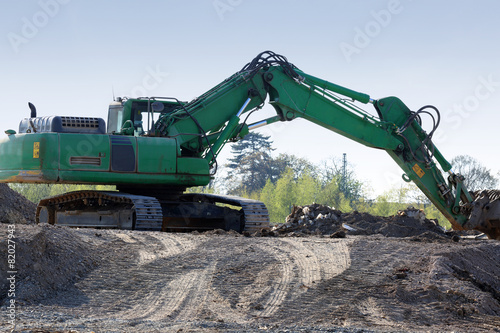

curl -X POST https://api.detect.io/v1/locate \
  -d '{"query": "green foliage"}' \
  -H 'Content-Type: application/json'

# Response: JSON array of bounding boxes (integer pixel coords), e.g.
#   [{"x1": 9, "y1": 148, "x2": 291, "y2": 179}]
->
[
  {"x1": 367, "y1": 184, "x2": 450, "y2": 229},
  {"x1": 319, "y1": 157, "x2": 363, "y2": 203},
  {"x1": 259, "y1": 169, "x2": 321, "y2": 223},
  {"x1": 9, "y1": 183, "x2": 115, "y2": 203},
  {"x1": 226, "y1": 132, "x2": 274, "y2": 170},
  {"x1": 317, "y1": 176, "x2": 351, "y2": 212},
  {"x1": 224, "y1": 132, "x2": 276, "y2": 195},
  {"x1": 224, "y1": 132, "x2": 317, "y2": 196},
  {"x1": 295, "y1": 170, "x2": 320, "y2": 206},
  {"x1": 260, "y1": 168, "x2": 295, "y2": 223},
  {"x1": 371, "y1": 189, "x2": 406, "y2": 217}
]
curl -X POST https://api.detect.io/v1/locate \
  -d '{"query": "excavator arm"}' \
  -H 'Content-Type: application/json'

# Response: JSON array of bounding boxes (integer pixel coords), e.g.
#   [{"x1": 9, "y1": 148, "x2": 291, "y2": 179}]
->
[{"x1": 154, "y1": 51, "x2": 499, "y2": 239}]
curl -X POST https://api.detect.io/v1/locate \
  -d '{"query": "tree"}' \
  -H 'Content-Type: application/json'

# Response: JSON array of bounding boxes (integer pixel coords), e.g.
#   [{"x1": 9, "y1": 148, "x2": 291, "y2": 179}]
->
[
  {"x1": 319, "y1": 156, "x2": 363, "y2": 203},
  {"x1": 271, "y1": 153, "x2": 317, "y2": 181},
  {"x1": 226, "y1": 132, "x2": 274, "y2": 170},
  {"x1": 295, "y1": 170, "x2": 320, "y2": 206},
  {"x1": 259, "y1": 168, "x2": 321, "y2": 223},
  {"x1": 224, "y1": 132, "x2": 275, "y2": 195},
  {"x1": 317, "y1": 176, "x2": 352, "y2": 212},
  {"x1": 223, "y1": 133, "x2": 316, "y2": 196},
  {"x1": 450, "y1": 155, "x2": 498, "y2": 191},
  {"x1": 260, "y1": 169, "x2": 295, "y2": 223}
]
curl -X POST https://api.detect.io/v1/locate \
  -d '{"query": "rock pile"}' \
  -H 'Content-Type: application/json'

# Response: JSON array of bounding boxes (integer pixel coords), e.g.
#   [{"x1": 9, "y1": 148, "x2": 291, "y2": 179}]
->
[
  {"x1": 272, "y1": 203, "x2": 450, "y2": 239},
  {"x1": 0, "y1": 184, "x2": 36, "y2": 224}
]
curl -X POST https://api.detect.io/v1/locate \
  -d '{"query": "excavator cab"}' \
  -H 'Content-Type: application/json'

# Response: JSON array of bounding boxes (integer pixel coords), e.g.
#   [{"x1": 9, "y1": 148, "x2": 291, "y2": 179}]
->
[{"x1": 106, "y1": 97, "x2": 186, "y2": 136}]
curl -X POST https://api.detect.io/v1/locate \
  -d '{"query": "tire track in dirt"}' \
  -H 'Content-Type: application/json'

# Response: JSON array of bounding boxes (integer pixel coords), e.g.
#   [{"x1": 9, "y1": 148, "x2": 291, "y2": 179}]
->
[
  {"x1": 111, "y1": 232, "x2": 203, "y2": 321},
  {"x1": 251, "y1": 238, "x2": 352, "y2": 317},
  {"x1": 136, "y1": 232, "x2": 196, "y2": 265},
  {"x1": 253, "y1": 240, "x2": 295, "y2": 318},
  {"x1": 143, "y1": 267, "x2": 210, "y2": 321},
  {"x1": 46, "y1": 233, "x2": 354, "y2": 323},
  {"x1": 299, "y1": 238, "x2": 353, "y2": 280},
  {"x1": 280, "y1": 238, "x2": 321, "y2": 287},
  {"x1": 169, "y1": 262, "x2": 217, "y2": 322},
  {"x1": 60, "y1": 232, "x2": 200, "y2": 320}
]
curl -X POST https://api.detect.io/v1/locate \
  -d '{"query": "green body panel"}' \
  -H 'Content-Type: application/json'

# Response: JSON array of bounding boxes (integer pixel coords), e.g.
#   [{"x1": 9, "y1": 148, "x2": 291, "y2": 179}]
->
[
  {"x1": 0, "y1": 133, "x2": 59, "y2": 182},
  {"x1": 59, "y1": 134, "x2": 111, "y2": 171},
  {"x1": 177, "y1": 158, "x2": 210, "y2": 175},
  {"x1": 57, "y1": 170, "x2": 210, "y2": 186},
  {"x1": 137, "y1": 137, "x2": 177, "y2": 174},
  {"x1": 0, "y1": 132, "x2": 210, "y2": 186}
]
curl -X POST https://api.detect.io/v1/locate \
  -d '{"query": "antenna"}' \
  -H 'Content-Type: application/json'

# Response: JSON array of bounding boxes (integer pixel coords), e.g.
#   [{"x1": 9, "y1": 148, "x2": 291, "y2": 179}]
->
[{"x1": 341, "y1": 153, "x2": 347, "y2": 193}]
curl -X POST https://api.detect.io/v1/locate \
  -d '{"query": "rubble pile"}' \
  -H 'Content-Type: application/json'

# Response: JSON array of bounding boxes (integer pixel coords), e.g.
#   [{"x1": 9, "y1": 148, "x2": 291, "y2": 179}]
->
[
  {"x1": 0, "y1": 184, "x2": 36, "y2": 224},
  {"x1": 272, "y1": 204, "x2": 450, "y2": 238}
]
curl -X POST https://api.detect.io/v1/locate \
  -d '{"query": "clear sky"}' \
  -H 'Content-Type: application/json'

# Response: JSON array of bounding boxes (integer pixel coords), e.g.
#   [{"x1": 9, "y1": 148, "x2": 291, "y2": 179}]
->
[{"x1": 1, "y1": 0, "x2": 500, "y2": 197}]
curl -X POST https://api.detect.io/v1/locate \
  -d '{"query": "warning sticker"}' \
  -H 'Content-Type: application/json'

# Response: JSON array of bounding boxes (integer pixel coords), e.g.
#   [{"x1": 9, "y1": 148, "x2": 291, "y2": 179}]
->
[
  {"x1": 33, "y1": 142, "x2": 40, "y2": 158},
  {"x1": 412, "y1": 163, "x2": 425, "y2": 178}
]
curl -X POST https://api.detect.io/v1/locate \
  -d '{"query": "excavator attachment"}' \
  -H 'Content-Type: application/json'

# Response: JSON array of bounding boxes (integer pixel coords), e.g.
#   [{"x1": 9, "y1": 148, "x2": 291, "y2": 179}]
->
[{"x1": 465, "y1": 190, "x2": 500, "y2": 240}]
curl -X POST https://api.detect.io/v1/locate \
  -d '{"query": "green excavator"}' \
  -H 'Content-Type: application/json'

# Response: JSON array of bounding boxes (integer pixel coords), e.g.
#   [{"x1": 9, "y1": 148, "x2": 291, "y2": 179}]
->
[{"x1": 0, "y1": 51, "x2": 498, "y2": 239}]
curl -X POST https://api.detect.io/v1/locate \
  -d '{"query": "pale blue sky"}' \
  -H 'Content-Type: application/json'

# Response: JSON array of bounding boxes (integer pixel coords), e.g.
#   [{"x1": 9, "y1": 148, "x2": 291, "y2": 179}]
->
[{"x1": 2, "y1": 1, "x2": 500, "y2": 196}]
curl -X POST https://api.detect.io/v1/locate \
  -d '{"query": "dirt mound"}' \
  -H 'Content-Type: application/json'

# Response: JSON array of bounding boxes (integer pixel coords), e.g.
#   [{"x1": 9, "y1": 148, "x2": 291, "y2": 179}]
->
[
  {"x1": 0, "y1": 184, "x2": 36, "y2": 224},
  {"x1": 0, "y1": 224, "x2": 99, "y2": 305},
  {"x1": 272, "y1": 204, "x2": 450, "y2": 239},
  {"x1": 2, "y1": 224, "x2": 498, "y2": 332},
  {"x1": 407, "y1": 242, "x2": 500, "y2": 318}
]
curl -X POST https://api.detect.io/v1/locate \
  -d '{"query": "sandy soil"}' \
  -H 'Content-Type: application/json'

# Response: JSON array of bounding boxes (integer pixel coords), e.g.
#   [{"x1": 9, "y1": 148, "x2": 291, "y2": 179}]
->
[
  {"x1": 0, "y1": 185, "x2": 499, "y2": 332},
  {"x1": 0, "y1": 223, "x2": 499, "y2": 333}
]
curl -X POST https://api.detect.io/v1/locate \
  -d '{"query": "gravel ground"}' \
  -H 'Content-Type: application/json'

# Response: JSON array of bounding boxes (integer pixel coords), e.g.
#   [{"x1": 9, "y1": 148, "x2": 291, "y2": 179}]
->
[
  {"x1": 0, "y1": 224, "x2": 499, "y2": 333},
  {"x1": 0, "y1": 185, "x2": 499, "y2": 332}
]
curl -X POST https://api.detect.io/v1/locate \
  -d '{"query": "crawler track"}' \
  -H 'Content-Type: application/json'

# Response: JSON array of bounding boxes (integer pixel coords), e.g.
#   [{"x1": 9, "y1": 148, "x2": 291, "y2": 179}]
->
[
  {"x1": 36, "y1": 190, "x2": 270, "y2": 232},
  {"x1": 182, "y1": 193, "x2": 270, "y2": 232}
]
